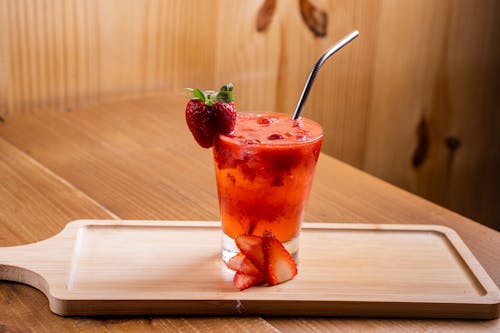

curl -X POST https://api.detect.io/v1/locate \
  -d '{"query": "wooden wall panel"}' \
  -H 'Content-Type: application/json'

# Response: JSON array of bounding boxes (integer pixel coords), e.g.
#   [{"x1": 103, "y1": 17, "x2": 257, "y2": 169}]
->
[
  {"x1": 365, "y1": 0, "x2": 500, "y2": 229},
  {"x1": 0, "y1": 0, "x2": 8, "y2": 114},
  {"x1": 365, "y1": 0, "x2": 454, "y2": 189},
  {"x1": 0, "y1": 0, "x2": 498, "y2": 229},
  {"x1": 214, "y1": 0, "x2": 379, "y2": 168},
  {"x1": 139, "y1": 0, "x2": 217, "y2": 92},
  {"x1": 0, "y1": 0, "x2": 217, "y2": 114},
  {"x1": 443, "y1": 1, "x2": 500, "y2": 226},
  {"x1": 275, "y1": 0, "x2": 380, "y2": 167},
  {"x1": 214, "y1": 0, "x2": 281, "y2": 113}
]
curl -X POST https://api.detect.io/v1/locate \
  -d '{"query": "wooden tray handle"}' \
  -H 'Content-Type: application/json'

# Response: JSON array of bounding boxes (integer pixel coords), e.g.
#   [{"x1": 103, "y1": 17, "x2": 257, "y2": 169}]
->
[{"x1": 0, "y1": 241, "x2": 56, "y2": 298}]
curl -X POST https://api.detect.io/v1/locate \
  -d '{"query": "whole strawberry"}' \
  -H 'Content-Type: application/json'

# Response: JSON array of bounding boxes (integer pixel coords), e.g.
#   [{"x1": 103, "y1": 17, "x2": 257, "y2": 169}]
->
[{"x1": 185, "y1": 84, "x2": 236, "y2": 148}]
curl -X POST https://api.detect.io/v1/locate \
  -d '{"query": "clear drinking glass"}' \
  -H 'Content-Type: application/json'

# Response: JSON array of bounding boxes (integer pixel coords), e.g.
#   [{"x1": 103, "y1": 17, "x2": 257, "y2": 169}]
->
[{"x1": 213, "y1": 113, "x2": 323, "y2": 262}]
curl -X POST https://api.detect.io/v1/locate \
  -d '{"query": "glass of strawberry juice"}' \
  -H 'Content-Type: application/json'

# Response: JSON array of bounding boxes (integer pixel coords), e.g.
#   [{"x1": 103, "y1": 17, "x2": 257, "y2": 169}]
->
[{"x1": 213, "y1": 113, "x2": 323, "y2": 262}]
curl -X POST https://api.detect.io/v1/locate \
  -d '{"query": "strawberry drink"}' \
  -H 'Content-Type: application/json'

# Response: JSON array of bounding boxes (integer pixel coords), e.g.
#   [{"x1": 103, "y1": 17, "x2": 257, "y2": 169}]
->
[
  {"x1": 213, "y1": 113, "x2": 323, "y2": 262},
  {"x1": 185, "y1": 84, "x2": 321, "y2": 289}
]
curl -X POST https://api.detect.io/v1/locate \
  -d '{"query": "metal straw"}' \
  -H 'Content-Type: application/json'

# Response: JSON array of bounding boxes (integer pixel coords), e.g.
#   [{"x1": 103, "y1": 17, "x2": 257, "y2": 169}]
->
[{"x1": 292, "y1": 30, "x2": 359, "y2": 120}]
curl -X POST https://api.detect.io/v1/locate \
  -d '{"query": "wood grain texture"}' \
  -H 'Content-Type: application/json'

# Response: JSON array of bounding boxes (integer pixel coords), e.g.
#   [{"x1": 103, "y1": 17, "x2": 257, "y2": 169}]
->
[
  {"x1": 267, "y1": 317, "x2": 500, "y2": 333},
  {"x1": 0, "y1": 93, "x2": 499, "y2": 330},
  {"x1": 0, "y1": 0, "x2": 498, "y2": 230},
  {"x1": 0, "y1": 109, "x2": 281, "y2": 332},
  {"x1": 364, "y1": 0, "x2": 500, "y2": 232},
  {"x1": 1, "y1": 221, "x2": 498, "y2": 318},
  {"x1": 274, "y1": 0, "x2": 380, "y2": 169},
  {"x1": 0, "y1": 0, "x2": 217, "y2": 114},
  {"x1": 0, "y1": 93, "x2": 498, "y2": 286},
  {"x1": 0, "y1": 137, "x2": 114, "y2": 246}
]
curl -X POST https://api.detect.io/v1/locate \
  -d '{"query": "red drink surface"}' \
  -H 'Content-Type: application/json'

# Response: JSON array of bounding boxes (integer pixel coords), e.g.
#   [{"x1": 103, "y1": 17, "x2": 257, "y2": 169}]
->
[{"x1": 213, "y1": 113, "x2": 323, "y2": 242}]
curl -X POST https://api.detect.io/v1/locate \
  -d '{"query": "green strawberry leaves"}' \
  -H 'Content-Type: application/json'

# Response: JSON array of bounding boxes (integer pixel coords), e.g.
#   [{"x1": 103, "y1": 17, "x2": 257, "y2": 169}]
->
[
  {"x1": 187, "y1": 83, "x2": 234, "y2": 106},
  {"x1": 217, "y1": 83, "x2": 235, "y2": 103},
  {"x1": 191, "y1": 88, "x2": 206, "y2": 103}
]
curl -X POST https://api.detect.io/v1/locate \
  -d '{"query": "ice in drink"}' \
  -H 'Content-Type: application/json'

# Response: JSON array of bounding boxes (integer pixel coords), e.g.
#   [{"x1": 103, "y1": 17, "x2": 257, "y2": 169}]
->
[{"x1": 213, "y1": 113, "x2": 323, "y2": 261}]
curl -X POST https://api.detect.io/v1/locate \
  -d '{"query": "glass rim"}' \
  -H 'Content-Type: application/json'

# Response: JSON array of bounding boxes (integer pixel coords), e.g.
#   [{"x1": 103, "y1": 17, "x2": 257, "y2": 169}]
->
[{"x1": 216, "y1": 112, "x2": 324, "y2": 147}]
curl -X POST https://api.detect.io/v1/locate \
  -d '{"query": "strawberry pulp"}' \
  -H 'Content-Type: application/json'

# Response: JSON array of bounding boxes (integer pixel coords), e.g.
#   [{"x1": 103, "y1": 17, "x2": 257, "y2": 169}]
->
[{"x1": 214, "y1": 113, "x2": 323, "y2": 261}]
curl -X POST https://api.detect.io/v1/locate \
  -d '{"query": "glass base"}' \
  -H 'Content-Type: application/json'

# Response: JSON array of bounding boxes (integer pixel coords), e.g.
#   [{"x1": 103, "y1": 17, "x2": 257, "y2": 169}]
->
[{"x1": 221, "y1": 232, "x2": 299, "y2": 263}]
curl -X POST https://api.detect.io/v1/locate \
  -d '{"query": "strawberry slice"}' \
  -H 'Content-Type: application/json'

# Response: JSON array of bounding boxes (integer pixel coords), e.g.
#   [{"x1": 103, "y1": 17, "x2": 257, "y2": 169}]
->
[
  {"x1": 226, "y1": 253, "x2": 246, "y2": 271},
  {"x1": 263, "y1": 233, "x2": 298, "y2": 286},
  {"x1": 233, "y1": 271, "x2": 266, "y2": 291},
  {"x1": 227, "y1": 253, "x2": 264, "y2": 278},
  {"x1": 230, "y1": 233, "x2": 297, "y2": 290},
  {"x1": 235, "y1": 235, "x2": 266, "y2": 272}
]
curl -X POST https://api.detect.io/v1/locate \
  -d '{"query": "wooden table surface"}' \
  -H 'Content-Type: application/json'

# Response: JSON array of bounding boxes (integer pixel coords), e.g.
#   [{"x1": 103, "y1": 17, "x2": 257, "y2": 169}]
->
[{"x1": 0, "y1": 93, "x2": 498, "y2": 332}]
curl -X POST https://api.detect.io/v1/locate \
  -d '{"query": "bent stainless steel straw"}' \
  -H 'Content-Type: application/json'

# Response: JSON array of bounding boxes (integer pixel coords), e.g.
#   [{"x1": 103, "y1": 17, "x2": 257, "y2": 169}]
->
[{"x1": 292, "y1": 30, "x2": 359, "y2": 120}]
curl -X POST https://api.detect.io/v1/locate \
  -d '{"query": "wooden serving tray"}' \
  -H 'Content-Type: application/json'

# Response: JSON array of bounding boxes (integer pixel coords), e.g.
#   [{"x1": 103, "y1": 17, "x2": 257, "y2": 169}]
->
[{"x1": 0, "y1": 220, "x2": 499, "y2": 318}]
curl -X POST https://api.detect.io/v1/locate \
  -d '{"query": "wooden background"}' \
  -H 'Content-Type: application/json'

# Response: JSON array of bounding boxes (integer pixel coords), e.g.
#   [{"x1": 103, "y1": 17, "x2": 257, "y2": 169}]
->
[{"x1": 0, "y1": 0, "x2": 499, "y2": 230}]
